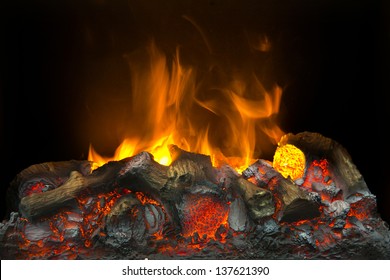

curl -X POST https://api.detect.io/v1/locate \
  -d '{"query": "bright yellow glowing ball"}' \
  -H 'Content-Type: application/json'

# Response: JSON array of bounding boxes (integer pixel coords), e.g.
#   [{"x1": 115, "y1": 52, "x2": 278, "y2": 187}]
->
[{"x1": 273, "y1": 144, "x2": 306, "y2": 180}]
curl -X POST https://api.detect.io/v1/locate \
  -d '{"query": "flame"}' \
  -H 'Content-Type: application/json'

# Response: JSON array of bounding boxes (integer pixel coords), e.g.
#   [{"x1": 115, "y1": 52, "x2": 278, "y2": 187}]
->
[{"x1": 88, "y1": 41, "x2": 284, "y2": 172}]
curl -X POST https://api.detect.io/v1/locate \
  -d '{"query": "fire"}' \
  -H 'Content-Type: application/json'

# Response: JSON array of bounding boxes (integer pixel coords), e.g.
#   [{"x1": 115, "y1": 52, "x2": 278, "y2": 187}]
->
[
  {"x1": 88, "y1": 135, "x2": 175, "y2": 167},
  {"x1": 88, "y1": 41, "x2": 284, "y2": 172}
]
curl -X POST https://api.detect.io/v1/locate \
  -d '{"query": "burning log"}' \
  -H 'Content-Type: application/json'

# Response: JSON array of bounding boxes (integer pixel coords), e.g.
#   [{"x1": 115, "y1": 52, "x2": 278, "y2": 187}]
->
[
  {"x1": 235, "y1": 177, "x2": 275, "y2": 221},
  {"x1": 118, "y1": 151, "x2": 169, "y2": 193},
  {"x1": 242, "y1": 159, "x2": 278, "y2": 187},
  {"x1": 18, "y1": 152, "x2": 169, "y2": 221},
  {"x1": 216, "y1": 164, "x2": 274, "y2": 224},
  {"x1": 267, "y1": 175, "x2": 321, "y2": 223},
  {"x1": 17, "y1": 159, "x2": 125, "y2": 220},
  {"x1": 166, "y1": 145, "x2": 216, "y2": 188},
  {"x1": 228, "y1": 197, "x2": 253, "y2": 232},
  {"x1": 20, "y1": 171, "x2": 90, "y2": 220},
  {"x1": 215, "y1": 165, "x2": 254, "y2": 232},
  {"x1": 164, "y1": 146, "x2": 230, "y2": 238},
  {"x1": 6, "y1": 160, "x2": 92, "y2": 212},
  {"x1": 243, "y1": 158, "x2": 321, "y2": 223},
  {"x1": 104, "y1": 193, "x2": 166, "y2": 248},
  {"x1": 278, "y1": 132, "x2": 371, "y2": 202},
  {"x1": 167, "y1": 159, "x2": 207, "y2": 188}
]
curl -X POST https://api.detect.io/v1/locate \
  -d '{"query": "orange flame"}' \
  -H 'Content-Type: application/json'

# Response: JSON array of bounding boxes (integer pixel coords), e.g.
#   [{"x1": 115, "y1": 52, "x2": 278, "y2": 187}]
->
[{"x1": 88, "y1": 41, "x2": 284, "y2": 172}]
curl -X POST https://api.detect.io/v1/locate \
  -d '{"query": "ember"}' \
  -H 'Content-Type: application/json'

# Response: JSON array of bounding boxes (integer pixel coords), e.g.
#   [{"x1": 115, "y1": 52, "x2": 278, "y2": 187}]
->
[
  {"x1": 1, "y1": 132, "x2": 390, "y2": 260},
  {"x1": 180, "y1": 193, "x2": 229, "y2": 238}
]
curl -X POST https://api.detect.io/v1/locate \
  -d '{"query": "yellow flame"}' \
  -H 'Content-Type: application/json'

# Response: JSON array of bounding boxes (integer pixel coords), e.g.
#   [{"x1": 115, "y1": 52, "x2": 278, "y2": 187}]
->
[{"x1": 88, "y1": 41, "x2": 284, "y2": 172}]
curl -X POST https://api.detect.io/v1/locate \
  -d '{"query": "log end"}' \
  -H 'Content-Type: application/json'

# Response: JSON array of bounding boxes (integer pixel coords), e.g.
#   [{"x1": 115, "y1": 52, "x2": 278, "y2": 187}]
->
[{"x1": 279, "y1": 198, "x2": 321, "y2": 223}]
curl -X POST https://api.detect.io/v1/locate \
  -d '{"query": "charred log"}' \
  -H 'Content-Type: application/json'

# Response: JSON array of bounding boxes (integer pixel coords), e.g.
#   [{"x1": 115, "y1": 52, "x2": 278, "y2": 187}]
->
[
  {"x1": 20, "y1": 171, "x2": 88, "y2": 221},
  {"x1": 168, "y1": 145, "x2": 216, "y2": 184},
  {"x1": 104, "y1": 194, "x2": 166, "y2": 249},
  {"x1": 241, "y1": 159, "x2": 320, "y2": 222},
  {"x1": 6, "y1": 160, "x2": 92, "y2": 214},
  {"x1": 217, "y1": 164, "x2": 274, "y2": 222},
  {"x1": 242, "y1": 159, "x2": 279, "y2": 186},
  {"x1": 19, "y1": 153, "x2": 169, "y2": 221},
  {"x1": 235, "y1": 177, "x2": 275, "y2": 221},
  {"x1": 228, "y1": 197, "x2": 253, "y2": 232},
  {"x1": 279, "y1": 131, "x2": 371, "y2": 202},
  {"x1": 167, "y1": 159, "x2": 207, "y2": 188},
  {"x1": 268, "y1": 176, "x2": 321, "y2": 223},
  {"x1": 117, "y1": 152, "x2": 168, "y2": 193}
]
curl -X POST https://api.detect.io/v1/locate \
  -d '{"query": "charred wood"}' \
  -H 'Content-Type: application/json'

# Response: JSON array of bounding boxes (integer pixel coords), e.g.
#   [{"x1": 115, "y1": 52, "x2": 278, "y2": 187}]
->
[
  {"x1": 6, "y1": 160, "x2": 92, "y2": 213},
  {"x1": 19, "y1": 153, "x2": 169, "y2": 221},
  {"x1": 168, "y1": 145, "x2": 216, "y2": 184},
  {"x1": 268, "y1": 175, "x2": 321, "y2": 223},
  {"x1": 234, "y1": 177, "x2": 275, "y2": 221},
  {"x1": 279, "y1": 131, "x2": 371, "y2": 202}
]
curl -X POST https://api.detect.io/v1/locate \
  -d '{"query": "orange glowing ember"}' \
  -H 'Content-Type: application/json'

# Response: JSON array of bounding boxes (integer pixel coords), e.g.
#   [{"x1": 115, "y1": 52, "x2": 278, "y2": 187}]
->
[
  {"x1": 273, "y1": 144, "x2": 305, "y2": 180},
  {"x1": 181, "y1": 194, "x2": 229, "y2": 239},
  {"x1": 88, "y1": 41, "x2": 284, "y2": 173},
  {"x1": 302, "y1": 159, "x2": 333, "y2": 192},
  {"x1": 134, "y1": 191, "x2": 161, "y2": 207}
]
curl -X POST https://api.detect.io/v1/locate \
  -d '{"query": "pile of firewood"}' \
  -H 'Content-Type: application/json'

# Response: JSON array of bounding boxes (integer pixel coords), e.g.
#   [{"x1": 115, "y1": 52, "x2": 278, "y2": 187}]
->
[{"x1": 1, "y1": 132, "x2": 389, "y2": 259}]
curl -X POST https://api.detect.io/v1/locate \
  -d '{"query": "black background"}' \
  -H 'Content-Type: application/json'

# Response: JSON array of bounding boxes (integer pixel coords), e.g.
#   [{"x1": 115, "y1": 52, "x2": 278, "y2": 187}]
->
[{"x1": 1, "y1": 0, "x2": 389, "y2": 224}]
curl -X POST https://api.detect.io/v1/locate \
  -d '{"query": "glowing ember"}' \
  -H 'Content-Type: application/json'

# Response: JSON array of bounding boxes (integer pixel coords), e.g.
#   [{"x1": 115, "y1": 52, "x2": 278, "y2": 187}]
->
[
  {"x1": 302, "y1": 159, "x2": 333, "y2": 191},
  {"x1": 23, "y1": 182, "x2": 48, "y2": 196},
  {"x1": 135, "y1": 191, "x2": 161, "y2": 207},
  {"x1": 180, "y1": 194, "x2": 229, "y2": 239},
  {"x1": 15, "y1": 187, "x2": 169, "y2": 259},
  {"x1": 273, "y1": 144, "x2": 305, "y2": 180}
]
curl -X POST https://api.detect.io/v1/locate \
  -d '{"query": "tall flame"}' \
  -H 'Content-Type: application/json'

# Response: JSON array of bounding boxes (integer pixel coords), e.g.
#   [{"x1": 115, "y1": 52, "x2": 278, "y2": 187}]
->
[{"x1": 88, "y1": 41, "x2": 284, "y2": 172}]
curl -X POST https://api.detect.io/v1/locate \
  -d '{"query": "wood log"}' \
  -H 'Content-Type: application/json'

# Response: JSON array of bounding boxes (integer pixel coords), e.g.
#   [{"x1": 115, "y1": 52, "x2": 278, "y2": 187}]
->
[
  {"x1": 235, "y1": 177, "x2": 275, "y2": 221},
  {"x1": 167, "y1": 159, "x2": 207, "y2": 188},
  {"x1": 19, "y1": 152, "x2": 169, "y2": 221},
  {"x1": 19, "y1": 167, "x2": 115, "y2": 221},
  {"x1": 13, "y1": 160, "x2": 92, "y2": 193},
  {"x1": 117, "y1": 151, "x2": 168, "y2": 193},
  {"x1": 241, "y1": 157, "x2": 320, "y2": 222},
  {"x1": 268, "y1": 175, "x2": 321, "y2": 223},
  {"x1": 278, "y1": 132, "x2": 371, "y2": 202},
  {"x1": 228, "y1": 196, "x2": 253, "y2": 232},
  {"x1": 242, "y1": 159, "x2": 279, "y2": 187},
  {"x1": 217, "y1": 164, "x2": 274, "y2": 222},
  {"x1": 6, "y1": 160, "x2": 92, "y2": 213},
  {"x1": 168, "y1": 145, "x2": 216, "y2": 184},
  {"x1": 104, "y1": 194, "x2": 147, "y2": 246}
]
